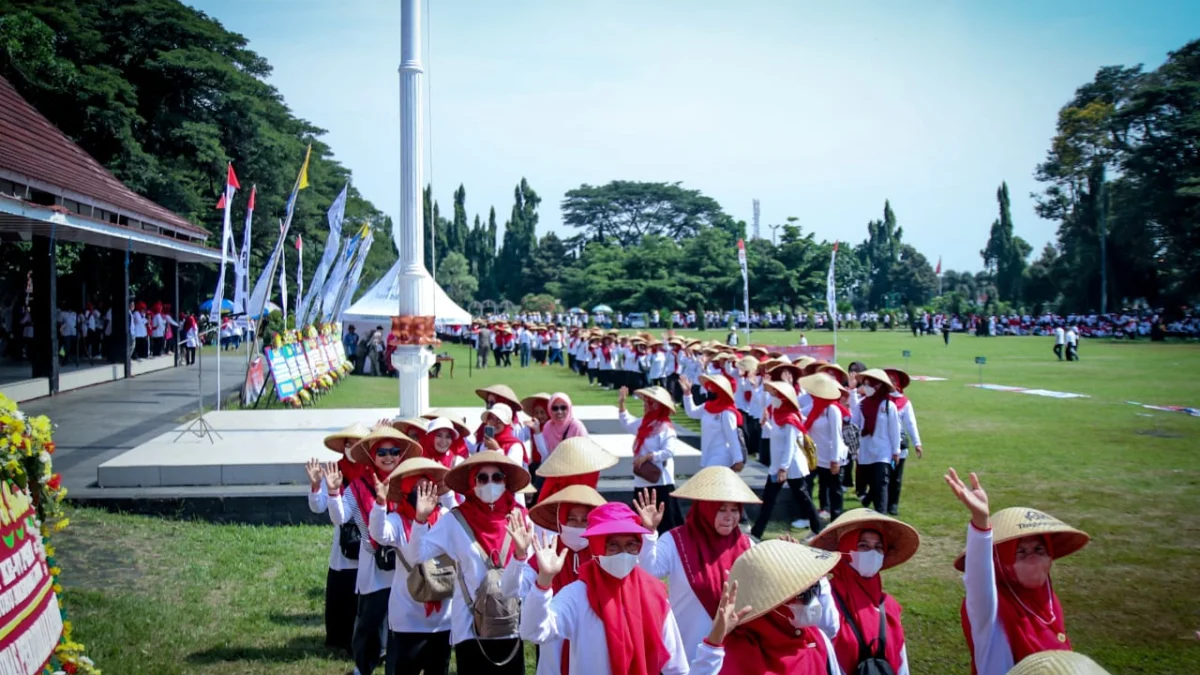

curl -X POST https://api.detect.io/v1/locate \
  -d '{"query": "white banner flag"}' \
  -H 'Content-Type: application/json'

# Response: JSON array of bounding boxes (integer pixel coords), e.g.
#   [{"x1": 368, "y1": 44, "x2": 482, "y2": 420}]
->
[
  {"x1": 232, "y1": 185, "x2": 255, "y2": 320},
  {"x1": 737, "y1": 238, "x2": 750, "y2": 339},
  {"x1": 319, "y1": 226, "x2": 363, "y2": 322},
  {"x1": 209, "y1": 164, "x2": 239, "y2": 321},
  {"x1": 335, "y1": 230, "x2": 374, "y2": 321},
  {"x1": 296, "y1": 183, "x2": 348, "y2": 326},
  {"x1": 279, "y1": 236, "x2": 288, "y2": 325}
]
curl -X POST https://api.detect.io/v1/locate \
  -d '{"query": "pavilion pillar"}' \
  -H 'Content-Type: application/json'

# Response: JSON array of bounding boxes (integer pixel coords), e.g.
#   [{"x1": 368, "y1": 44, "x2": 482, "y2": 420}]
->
[
  {"x1": 108, "y1": 243, "x2": 132, "y2": 377},
  {"x1": 167, "y1": 258, "x2": 180, "y2": 366},
  {"x1": 30, "y1": 235, "x2": 59, "y2": 394}
]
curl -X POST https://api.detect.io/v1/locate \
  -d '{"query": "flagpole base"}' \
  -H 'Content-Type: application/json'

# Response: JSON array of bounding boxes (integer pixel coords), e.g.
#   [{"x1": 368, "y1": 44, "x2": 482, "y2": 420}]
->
[{"x1": 392, "y1": 346, "x2": 434, "y2": 418}]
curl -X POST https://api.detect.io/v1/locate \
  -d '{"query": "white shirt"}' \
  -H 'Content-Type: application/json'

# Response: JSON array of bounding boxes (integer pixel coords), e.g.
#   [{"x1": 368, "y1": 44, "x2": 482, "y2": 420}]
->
[
  {"x1": 762, "y1": 418, "x2": 808, "y2": 480},
  {"x1": 648, "y1": 352, "x2": 667, "y2": 380},
  {"x1": 414, "y1": 506, "x2": 533, "y2": 644},
  {"x1": 151, "y1": 313, "x2": 166, "y2": 338},
  {"x1": 1054, "y1": 327, "x2": 1065, "y2": 345},
  {"x1": 1066, "y1": 330, "x2": 1078, "y2": 346},
  {"x1": 895, "y1": 399, "x2": 921, "y2": 458},
  {"x1": 519, "y1": 580, "x2": 692, "y2": 675},
  {"x1": 308, "y1": 483, "x2": 358, "y2": 571},
  {"x1": 59, "y1": 310, "x2": 77, "y2": 337},
  {"x1": 369, "y1": 504, "x2": 454, "y2": 634},
  {"x1": 683, "y1": 394, "x2": 741, "y2": 468},
  {"x1": 962, "y1": 525, "x2": 1017, "y2": 675},
  {"x1": 618, "y1": 410, "x2": 676, "y2": 487},
  {"x1": 501, "y1": 553, "x2": 570, "y2": 675},
  {"x1": 807, "y1": 405, "x2": 847, "y2": 468},
  {"x1": 328, "y1": 492, "x2": 396, "y2": 595},
  {"x1": 851, "y1": 398, "x2": 901, "y2": 465},
  {"x1": 623, "y1": 347, "x2": 641, "y2": 373}
]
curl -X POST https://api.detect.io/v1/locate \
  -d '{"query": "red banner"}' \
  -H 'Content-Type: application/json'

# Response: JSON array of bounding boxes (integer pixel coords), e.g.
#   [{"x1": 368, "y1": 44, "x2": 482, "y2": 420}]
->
[
  {"x1": 755, "y1": 344, "x2": 836, "y2": 362},
  {"x1": 0, "y1": 481, "x2": 61, "y2": 675}
]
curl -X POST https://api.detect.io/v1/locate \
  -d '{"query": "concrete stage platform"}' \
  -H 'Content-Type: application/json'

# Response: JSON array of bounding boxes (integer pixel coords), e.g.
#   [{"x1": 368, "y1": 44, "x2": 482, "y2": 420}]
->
[
  {"x1": 0, "y1": 354, "x2": 179, "y2": 402},
  {"x1": 97, "y1": 406, "x2": 703, "y2": 489}
]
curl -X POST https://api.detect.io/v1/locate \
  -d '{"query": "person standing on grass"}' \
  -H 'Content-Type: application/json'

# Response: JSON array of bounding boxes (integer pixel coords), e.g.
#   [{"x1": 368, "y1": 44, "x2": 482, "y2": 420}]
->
[
  {"x1": 325, "y1": 427, "x2": 422, "y2": 675},
  {"x1": 1066, "y1": 326, "x2": 1079, "y2": 361},
  {"x1": 851, "y1": 369, "x2": 900, "y2": 514},
  {"x1": 618, "y1": 385, "x2": 684, "y2": 533},
  {"x1": 415, "y1": 451, "x2": 533, "y2": 675},
  {"x1": 519, "y1": 502, "x2": 695, "y2": 675},
  {"x1": 799, "y1": 373, "x2": 848, "y2": 524},
  {"x1": 750, "y1": 381, "x2": 823, "y2": 539},
  {"x1": 1053, "y1": 326, "x2": 1065, "y2": 361},
  {"x1": 944, "y1": 468, "x2": 1091, "y2": 675},
  {"x1": 811, "y1": 509, "x2": 920, "y2": 675},
  {"x1": 548, "y1": 326, "x2": 565, "y2": 366},
  {"x1": 681, "y1": 374, "x2": 744, "y2": 470},
  {"x1": 370, "y1": 458, "x2": 455, "y2": 675},
  {"x1": 883, "y1": 368, "x2": 922, "y2": 517}
]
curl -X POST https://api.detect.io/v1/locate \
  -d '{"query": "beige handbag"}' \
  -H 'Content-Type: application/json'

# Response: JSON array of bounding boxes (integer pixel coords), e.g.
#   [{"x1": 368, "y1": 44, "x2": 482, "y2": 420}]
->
[{"x1": 397, "y1": 547, "x2": 456, "y2": 603}]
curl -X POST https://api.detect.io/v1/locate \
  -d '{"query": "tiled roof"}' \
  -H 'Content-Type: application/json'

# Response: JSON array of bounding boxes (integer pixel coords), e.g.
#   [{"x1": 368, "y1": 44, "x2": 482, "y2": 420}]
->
[{"x1": 0, "y1": 74, "x2": 207, "y2": 237}]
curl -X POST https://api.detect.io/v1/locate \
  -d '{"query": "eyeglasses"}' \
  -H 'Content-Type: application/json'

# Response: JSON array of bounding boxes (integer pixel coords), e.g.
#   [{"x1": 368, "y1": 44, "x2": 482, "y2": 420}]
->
[
  {"x1": 475, "y1": 472, "x2": 506, "y2": 485},
  {"x1": 551, "y1": 405, "x2": 568, "y2": 412},
  {"x1": 375, "y1": 446, "x2": 403, "y2": 457},
  {"x1": 793, "y1": 584, "x2": 819, "y2": 605}
]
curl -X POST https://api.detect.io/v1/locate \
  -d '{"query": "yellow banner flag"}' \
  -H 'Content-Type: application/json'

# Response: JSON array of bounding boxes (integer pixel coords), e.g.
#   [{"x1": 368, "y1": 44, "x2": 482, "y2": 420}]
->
[{"x1": 297, "y1": 144, "x2": 312, "y2": 190}]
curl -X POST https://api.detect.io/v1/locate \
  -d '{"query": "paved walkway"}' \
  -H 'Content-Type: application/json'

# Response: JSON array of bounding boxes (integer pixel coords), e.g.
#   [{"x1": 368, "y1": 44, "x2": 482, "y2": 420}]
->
[{"x1": 21, "y1": 350, "x2": 251, "y2": 493}]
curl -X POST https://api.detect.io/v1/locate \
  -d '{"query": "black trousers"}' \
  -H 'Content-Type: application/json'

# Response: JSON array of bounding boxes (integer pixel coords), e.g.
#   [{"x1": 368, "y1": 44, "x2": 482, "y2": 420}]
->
[
  {"x1": 751, "y1": 475, "x2": 822, "y2": 538},
  {"x1": 887, "y1": 457, "x2": 907, "y2": 514},
  {"x1": 1054, "y1": 344, "x2": 1063, "y2": 360},
  {"x1": 816, "y1": 467, "x2": 844, "y2": 519},
  {"x1": 325, "y1": 567, "x2": 357, "y2": 654},
  {"x1": 841, "y1": 459, "x2": 854, "y2": 488},
  {"x1": 742, "y1": 416, "x2": 762, "y2": 459},
  {"x1": 453, "y1": 637, "x2": 524, "y2": 674},
  {"x1": 861, "y1": 463, "x2": 891, "y2": 514},
  {"x1": 666, "y1": 374, "x2": 682, "y2": 402},
  {"x1": 759, "y1": 438, "x2": 771, "y2": 468},
  {"x1": 386, "y1": 630, "x2": 451, "y2": 675},
  {"x1": 353, "y1": 588, "x2": 390, "y2": 674}
]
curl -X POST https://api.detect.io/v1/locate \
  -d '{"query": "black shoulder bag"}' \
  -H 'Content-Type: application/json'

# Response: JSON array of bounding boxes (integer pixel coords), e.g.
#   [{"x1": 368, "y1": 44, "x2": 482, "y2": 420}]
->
[{"x1": 832, "y1": 590, "x2": 895, "y2": 675}]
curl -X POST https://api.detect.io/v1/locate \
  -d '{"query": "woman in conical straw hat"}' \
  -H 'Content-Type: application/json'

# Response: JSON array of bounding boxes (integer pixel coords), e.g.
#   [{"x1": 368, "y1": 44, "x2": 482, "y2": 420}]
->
[
  {"x1": 617, "y1": 385, "x2": 684, "y2": 532},
  {"x1": 882, "y1": 367, "x2": 922, "y2": 517},
  {"x1": 750, "y1": 381, "x2": 825, "y2": 539},
  {"x1": 534, "y1": 436, "x2": 618, "y2": 507},
  {"x1": 810, "y1": 509, "x2": 920, "y2": 675},
  {"x1": 322, "y1": 427, "x2": 421, "y2": 675},
  {"x1": 520, "y1": 502, "x2": 693, "y2": 675},
  {"x1": 690, "y1": 540, "x2": 844, "y2": 675},
  {"x1": 420, "y1": 418, "x2": 470, "y2": 509},
  {"x1": 944, "y1": 468, "x2": 1091, "y2": 675},
  {"x1": 502, "y1": 485, "x2": 606, "y2": 675},
  {"x1": 851, "y1": 369, "x2": 901, "y2": 514},
  {"x1": 414, "y1": 450, "x2": 534, "y2": 673},
  {"x1": 473, "y1": 384, "x2": 534, "y2": 448},
  {"x1": 306, "y1": 422, "x2": 370, "y2": 654},
  {"x1": 1006, "y1": 650, "x2": 1111, "y2": 675},
  {"x1": 634, "y1": 466, "x2": 775, "y2": 663},
  {"x1": 800, "y1": 373, "x2": 850, "y2": 524},
  {"x1": 369, "y1": 457, "x2": 455, "y2": 675},
  {"x1": 679, "y1": 373, "x2": 744, "y2": 470}
]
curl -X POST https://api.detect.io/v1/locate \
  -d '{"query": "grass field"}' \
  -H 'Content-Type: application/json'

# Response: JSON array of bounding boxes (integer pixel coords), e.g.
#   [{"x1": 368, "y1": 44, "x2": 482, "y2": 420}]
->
[{"x1": 57, "y1": 329, "x2": 1200, "y2": 674}]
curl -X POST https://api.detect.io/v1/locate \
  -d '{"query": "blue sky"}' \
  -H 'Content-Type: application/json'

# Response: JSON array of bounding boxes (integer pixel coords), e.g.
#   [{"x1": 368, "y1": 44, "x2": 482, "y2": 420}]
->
[{"x1": 188, "y1": 0, "x2": 1196, "y2": 272}]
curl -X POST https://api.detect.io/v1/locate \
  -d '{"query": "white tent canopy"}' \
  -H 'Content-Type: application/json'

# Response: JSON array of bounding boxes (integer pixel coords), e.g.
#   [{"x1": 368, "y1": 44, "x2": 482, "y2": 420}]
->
[{"x1": 341, "y1": 260, "x2": 471, "y2": 330}]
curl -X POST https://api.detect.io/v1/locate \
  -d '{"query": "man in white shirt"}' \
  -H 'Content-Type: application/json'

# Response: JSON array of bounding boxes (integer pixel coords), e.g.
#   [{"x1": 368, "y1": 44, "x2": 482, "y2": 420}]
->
[
  {"x1": 1066, "y1": 326, "x2": 1079, "y2": 361},
  {"x1": 517, "y1": 324, "x2": 531, "y2": 368},
  {"x1": 1054, "y1": 326, "x2": 1065, "y2": 360},
  {"x1": 59, "y1": 306, "x2": 79, "y2": 366}
]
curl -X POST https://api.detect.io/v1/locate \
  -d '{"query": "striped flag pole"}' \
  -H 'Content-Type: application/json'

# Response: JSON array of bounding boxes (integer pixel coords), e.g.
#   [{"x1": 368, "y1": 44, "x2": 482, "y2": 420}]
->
[{"x1": 827, "y1": 241, "x2": 838, "y2": 362}]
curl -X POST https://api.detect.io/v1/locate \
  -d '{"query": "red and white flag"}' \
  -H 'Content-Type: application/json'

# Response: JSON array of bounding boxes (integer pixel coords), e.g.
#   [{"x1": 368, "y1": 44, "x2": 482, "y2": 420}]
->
[
  {"x1": 827, "y1": 241, "x2": 838, "y2": 321},
  {"x1": 935, "y1": 255, "x2": 942, "y2": 276},
  {"x1": 209, "y1": 163, "x2": 240, "y2": 321}
]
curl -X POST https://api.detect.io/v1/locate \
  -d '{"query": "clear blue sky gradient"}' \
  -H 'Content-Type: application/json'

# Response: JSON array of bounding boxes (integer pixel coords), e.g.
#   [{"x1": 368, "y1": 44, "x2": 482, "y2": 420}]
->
[{"x1": 187, "y1": 0, "x2": 1196, "y2": 272}]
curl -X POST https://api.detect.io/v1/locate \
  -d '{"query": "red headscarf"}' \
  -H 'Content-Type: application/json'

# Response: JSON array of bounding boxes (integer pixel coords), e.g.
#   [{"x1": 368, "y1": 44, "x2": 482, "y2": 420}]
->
[
  {"x1": 670, "y1": 501, "x2": 751, "y2": 616},
  {"x1": 346, "y1": 440, "x2": 395, "y2": 551},
  {"x1": 420, "y1": 429, "x2": 459, "y2": 468},
  {"x1": 859, "y1": 383, "x2": 891, "y2": 437},
  {"x1": 578, "y1": 519, "x2": 670, "y2": 675},
  {"x1": 961, "y1": 535, "x2": 1069, "y2": 674},
  {"x1": 770, "y1": 391, "x2": 805, "y2": 432},
  {"x1": 455, "y1": 465, "x2": 525, "y2": 566},
  {"x1": 539, "y1": 472, "x2": 599, "y2": 502},
  {"x1": 890, "y1": 391, "x2": 910, "y2": 411},
  {"x1": 803, "y1": 395, "x2": 850, "y2": 434},
  {"x1": 704, "y1": 381, "x2": 744, "y2": 426},
  {"x1": 395, "y1": 473, "x2": 445, "y2": 615},
  {"x1": 718, "y1": 612, "x2": 830, "y2": 675},
  {"x1": 829, "y1": 531, "x2": 906, "y2": 674},
  {"x1": 633, "y1": 400, "x2": 674, "y2": 457}
]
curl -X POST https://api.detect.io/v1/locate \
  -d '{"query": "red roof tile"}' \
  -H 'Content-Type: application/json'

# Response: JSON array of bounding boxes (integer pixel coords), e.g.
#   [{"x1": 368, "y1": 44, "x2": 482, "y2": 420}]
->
[{"x1": 0, "y1": 74, "x2": 207, "y2": 237}]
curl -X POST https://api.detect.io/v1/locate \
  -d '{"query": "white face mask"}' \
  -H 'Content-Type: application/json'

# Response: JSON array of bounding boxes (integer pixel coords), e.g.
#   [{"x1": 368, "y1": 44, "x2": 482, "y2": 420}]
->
[
  {"x1": 850, "y1": 550, "x2": 885, "y2": 578},
  {"x1": 862, "y1": 385, "x2": 876, "y2": 397},
  {"x1": 473, "y1": 483, "x2": 506, "y2": 504},
  {"x1": 559, "y1": 526, "x2": 588, "y2": 552},
  {"x1": 786, "y1": 598, "x2": 823, "y2": 628},
  {"x1": 597, "y1": 552, "x2": 639, "y2": 579}
]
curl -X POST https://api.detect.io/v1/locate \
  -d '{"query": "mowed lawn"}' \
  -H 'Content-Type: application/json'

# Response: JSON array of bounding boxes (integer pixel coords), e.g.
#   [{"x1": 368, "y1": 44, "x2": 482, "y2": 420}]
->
[{"x1": 56, "y1": 330, "x2": 1200, "y2": 674}]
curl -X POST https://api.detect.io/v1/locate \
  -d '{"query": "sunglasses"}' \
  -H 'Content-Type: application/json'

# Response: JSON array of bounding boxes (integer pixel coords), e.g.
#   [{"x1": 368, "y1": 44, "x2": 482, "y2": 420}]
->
[
  {"x1": 551, "y1": 405, "x2": 568, "y2": 412},
  {"x1": 475, "y1": 471, "x2": 506, "y2": 485},
  {"x1": 375, "y1": 446, "x2": 404, "y2": 458}
]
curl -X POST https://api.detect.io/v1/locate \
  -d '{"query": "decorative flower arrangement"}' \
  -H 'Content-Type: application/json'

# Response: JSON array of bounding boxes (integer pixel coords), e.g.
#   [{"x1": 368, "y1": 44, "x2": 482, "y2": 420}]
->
[{"x1": 0, "y1": 393, "x2": 100, "y2": 675}]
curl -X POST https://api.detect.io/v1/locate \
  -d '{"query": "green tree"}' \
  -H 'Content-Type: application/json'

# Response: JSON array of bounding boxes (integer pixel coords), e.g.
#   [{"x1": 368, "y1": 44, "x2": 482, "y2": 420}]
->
[
  {"x1": 526, "y1": 232, "x2": 570, "y2": 297},
  {"x1": 495, "y1": 179, "x2": 540, "y2": 301},
  {"x1": 890, "y1": 244, "x2": 939, "y2": 305},
  {"x1": 434, "y1": 252, "x2": 477, "y2": 306},
  {"x1": 562, "y1": 181, "x2": 730, "y2": 246},
  {"x1": 858, "y1": 201, "x2": 904, "y2": 308},
  {"x1": 981, "y1": 182, "x2": 1032, "y2": 303}
]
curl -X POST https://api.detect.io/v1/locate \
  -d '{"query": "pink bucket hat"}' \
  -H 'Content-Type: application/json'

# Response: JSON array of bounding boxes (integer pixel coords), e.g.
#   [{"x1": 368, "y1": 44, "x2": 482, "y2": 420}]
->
[{"x1": 583, "y1": 502, "x2": 651, "y2": 539}]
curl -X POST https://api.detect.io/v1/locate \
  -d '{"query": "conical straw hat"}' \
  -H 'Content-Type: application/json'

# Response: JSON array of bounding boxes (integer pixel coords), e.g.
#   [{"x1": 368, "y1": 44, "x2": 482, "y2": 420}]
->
[
  {"x1": 384, "y1": 457, "x2": 451, "y2": 501},
  {"x1": 634, "y1": 386, "x2": 676, "y2": 413},
  {"x1": 444, "y1": 450, "x2": 530, "y2": 495},
  {"x1": 536, "y1": 437, "x2": 619, "y2": 477},
  {"x1": 347, "y1": 427, "x2": 422, "y2": 466},
  {"x1": 727, "y1": 540, "x2": 841, "y2": 623},
  {"x1": 699, "y1": 374, "x2": 734, "y2": 402},
  {"x1": 817, "y1": 363, "x2": 850, "y2": 387},
  {"x1": 481, "y1": 405, "x2": 514, "y2": 427},
  {"x1": 953, "y1": 506, "x2": 1090, "y2": 572},
  {"x1": 521, "y1": 393, "x2": 552, "y2": 417},
  {"x1": 767, "y1": 360, "x2": 803, "y2": 382},
  {"x1": 798, "y1": 373, "x2": 845, "y2": 401},
  {"x1": 390, "y1": 417, "x2": 428, "y2": 438},
  {"x1": 764, "y1": 380, "x2": 801, "y2": 413},
  {"x1": 421, "y1": 410, "x2": 471, "y2": 437},
  {"x1": 672, "y1": 466, "x2": 762, "y2": 505},
  {"x1": 801, "y1": 359, "x2": 828, "y2": 376},
  {"x1": 793, "y1": 356, "x2": 816, "y2": 370},
  {"x1": 810, "y1": 509, "x2": 921, "y2": 570},
  {"x1": 858, "y1": 368, "x2": 896, "y2": 393},
  {"x1": 1006, "y1": 650, "x2": 1111, "y2": 675},
  {"x1": 518, "y1": 483, "x2": 538, "y2": 495},
  {"x1": 475, "y1": 384, "x2": 520, "y2": 409},
  {"x1": 324, "y1": 422, "x2": 371, "y2": 453},
  {"x1": 529, "y1": 485, "x2": 606, "y2": 531},
  {"x1": 736, "y1": 356, "x2": 760, "y2": 373}
]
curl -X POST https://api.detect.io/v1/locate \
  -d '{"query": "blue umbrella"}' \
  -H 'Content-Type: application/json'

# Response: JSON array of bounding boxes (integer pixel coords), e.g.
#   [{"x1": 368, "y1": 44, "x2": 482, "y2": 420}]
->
[
  {"x1": 592, "y1": 304, "x2": 614, "y2": 314},
  {"x1": 200, "y1": 298, "x2": 235, "y2": 313}
]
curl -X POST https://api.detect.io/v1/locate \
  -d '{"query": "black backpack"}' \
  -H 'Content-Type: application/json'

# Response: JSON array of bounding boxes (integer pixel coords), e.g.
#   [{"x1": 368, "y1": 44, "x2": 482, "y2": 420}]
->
[
  {"x1": 832, "y1": 591, "x2": 895, "y2": 675},
  {"x1": 338, "y1": 522, "x2": 361, "y2": 560}
]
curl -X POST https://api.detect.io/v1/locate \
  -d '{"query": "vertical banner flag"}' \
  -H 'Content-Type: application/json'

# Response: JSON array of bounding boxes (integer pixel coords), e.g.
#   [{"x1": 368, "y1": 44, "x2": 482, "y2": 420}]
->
[
  {"x1": 295, "y1": 234, "x2": 304, "y2": 321},
  {"x1": 737, "y1": 238, "x2": 750, "y2": 339},
  {"x1": 336, "y1": 228, "x2": 374, "y2": 321},
  {"x1": 279, "y1": 230, "x2": 288, "y2": 324},
  {"x1": 209, "y1": 163, "x2": 240, "y2": 321},
  {"x1": 320, "y1": 223, "x2": 366, "y2": 322},
  {"x1": 233, "y1": 185, "x2": 256, "y2": 317},
  {"x1": 297, "y1": 182, "x2": 348, "y2": 326},
  {"x1": 827, "y1": 241, "x2": 838, "y2": 360},
  {"x1": 246, "y1": 145, "x2": 311, "y2": 330},
  {"x1": 935, "y1": 255, "x2": 942, "y2": 276}
]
